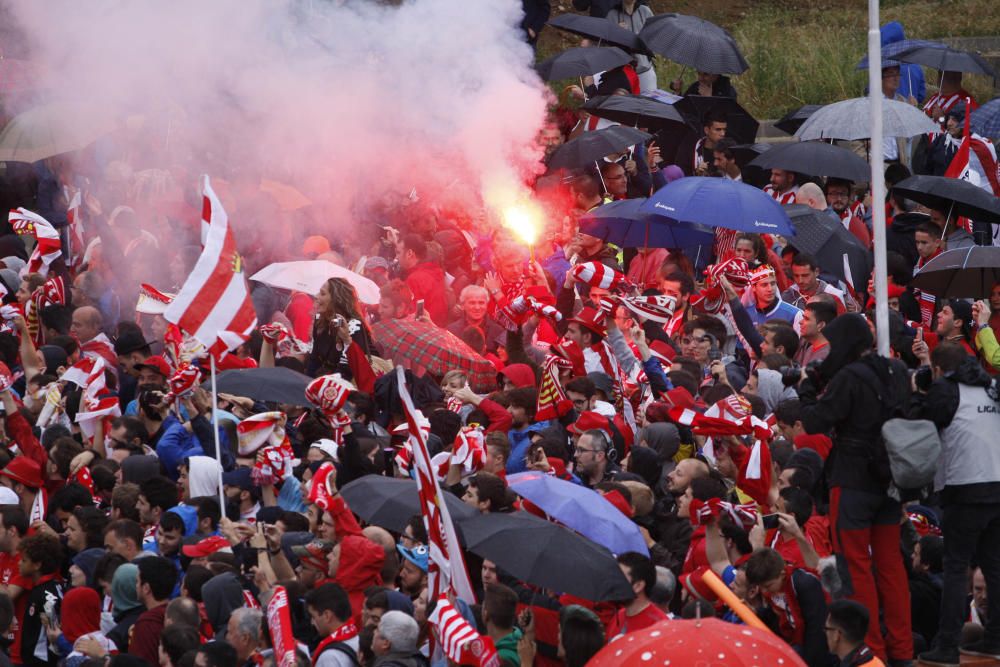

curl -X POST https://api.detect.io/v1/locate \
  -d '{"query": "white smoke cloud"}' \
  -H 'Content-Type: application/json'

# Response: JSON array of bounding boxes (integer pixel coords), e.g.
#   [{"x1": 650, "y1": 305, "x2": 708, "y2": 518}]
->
[{"x1": 7, "y1": 0, "x2": 548, "y2": 257}]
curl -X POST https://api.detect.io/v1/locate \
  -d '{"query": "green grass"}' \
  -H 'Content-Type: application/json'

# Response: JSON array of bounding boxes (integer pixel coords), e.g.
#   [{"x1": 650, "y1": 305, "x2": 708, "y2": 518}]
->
[{"x1": 540, "y1": 0, "x2": 1000, "y2": 119}]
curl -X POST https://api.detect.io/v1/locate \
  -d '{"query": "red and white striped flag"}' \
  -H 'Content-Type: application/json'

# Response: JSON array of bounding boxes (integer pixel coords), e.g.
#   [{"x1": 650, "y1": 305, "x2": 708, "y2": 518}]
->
[
  {"x1": 163, "y1": 176, "x2": 257, "y2": 360},
  {"x1": 9, "y1": 208, "x2": 62, "y2": 276},
  {"x1": 396, "y1": 366, "x2": 476, "y2": 604},
  {"x1": 66, "y1": 190, "x2": 85, "y2": 267},
  {"x1": 428, "y1": 595, "x2": 499, "y2": 667},
  {"x1": 62, "y1": 356, "x2": 121, "y2": 440},
  {"x1": 570, "y1": 261, "x2": 632, "y2": 292}
]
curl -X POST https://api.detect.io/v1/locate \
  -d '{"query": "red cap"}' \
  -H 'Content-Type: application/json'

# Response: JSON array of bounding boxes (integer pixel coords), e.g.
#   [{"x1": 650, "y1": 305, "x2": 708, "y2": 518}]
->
[
  {"x1": 601, "y1": 489, "x2": 634, "y2": 518},
  {"x1": 135, "y1": 355, "x2": 171, "y2": 378},
  {"x1": 569, "y1": 307, "x2": 606, "y2": 337},
  {"x1": 680, "y1": 566, "x2": 717, "y2": 603},
  {"x1": 181, "y1": 535, "x2": 232, "y2": 558},
  {"x1": 291, "y1": 540, "x2": 334, "y2": 572},
  {"x1": 568, "y1": 411, "x2": 610, "y2": 436},
  {"x1": 661, "y1": 387, "x2": 696, "y2": 412},
  {"x1": 648, "y1": 340, "x2": 675, "y2": 365},
  {"x1": 0, "y1": 457, "x2": 43, "y2": 489}
]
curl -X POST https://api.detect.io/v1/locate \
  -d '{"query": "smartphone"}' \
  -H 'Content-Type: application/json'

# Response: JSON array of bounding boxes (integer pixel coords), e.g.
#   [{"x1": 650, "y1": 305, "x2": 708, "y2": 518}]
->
[
  {"x1": 916, "y1": 328, "x2": 923, "y2": 342},
  {"x1": 415, "y1": 300, "x2": 425, "y2": 319},
  {"x1": 762, "y1": 514, "x2": 780, "y2": 530}
]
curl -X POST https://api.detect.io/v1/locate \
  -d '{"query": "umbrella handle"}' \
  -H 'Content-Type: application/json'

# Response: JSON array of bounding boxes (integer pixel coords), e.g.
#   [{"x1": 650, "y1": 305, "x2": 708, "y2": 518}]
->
[{"x1": 595, "y1": 161, "x2": 608, "y2": 194}]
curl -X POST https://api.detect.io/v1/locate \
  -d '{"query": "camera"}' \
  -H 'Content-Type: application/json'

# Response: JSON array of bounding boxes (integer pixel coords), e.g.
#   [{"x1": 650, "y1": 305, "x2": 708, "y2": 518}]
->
[{"x1": 777, "y1": 364, "x2": 802, "y2": 387}]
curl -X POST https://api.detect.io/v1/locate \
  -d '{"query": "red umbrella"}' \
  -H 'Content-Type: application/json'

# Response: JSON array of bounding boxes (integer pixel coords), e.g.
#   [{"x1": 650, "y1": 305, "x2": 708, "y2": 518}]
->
[
  {"x1": 588, "y1": 618, "x2": 806, "y2": 667},
  {"x1": 371, "y1": 319, "x2": 497, "y2": 393}
]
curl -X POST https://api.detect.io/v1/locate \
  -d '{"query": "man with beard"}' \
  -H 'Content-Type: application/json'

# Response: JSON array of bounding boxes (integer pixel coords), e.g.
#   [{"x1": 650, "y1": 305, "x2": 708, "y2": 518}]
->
[
  {"x1": 137, "y1": 476, "x2": 178, "y2": 546},
  {"x1": 222, "y1": 468, "x2": 261, "y2": 524},
  {"x1": 764, "y1": 168, "x2": 799, "y2": 205},
  {"x1": 824, "y1": 179, "x2": 872, "y2": 248},
  {"x1": 798, "y1": 314, "x2": 912, "y2": 663}
]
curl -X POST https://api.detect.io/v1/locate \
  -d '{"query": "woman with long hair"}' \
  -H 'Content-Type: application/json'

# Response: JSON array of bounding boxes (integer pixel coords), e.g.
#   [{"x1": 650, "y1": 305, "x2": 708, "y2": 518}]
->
[{"x1": 308, "y1": 277, "x2": 373, "y2": 378}]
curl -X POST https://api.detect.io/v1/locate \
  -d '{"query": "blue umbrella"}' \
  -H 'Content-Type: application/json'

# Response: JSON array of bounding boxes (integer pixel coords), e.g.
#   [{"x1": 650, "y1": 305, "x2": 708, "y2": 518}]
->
[
  {"x1": 578, "y1": 198, "x2": 714, "y2": 249},
  {"x1": 971, "y1": 97, "x2": 1000, "y2": 139},
  {"x1": 506, "y1": 471, "x2": 649, "y2": 556},
  {"x1": 638, "y1": 176, "x2": 795, "y2": 236}
]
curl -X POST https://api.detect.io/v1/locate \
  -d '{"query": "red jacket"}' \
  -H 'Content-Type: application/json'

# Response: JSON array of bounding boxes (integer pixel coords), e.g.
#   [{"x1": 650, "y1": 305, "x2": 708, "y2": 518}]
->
[{"x1": 404, "y1": 262, "x2": 449, "y2": 327}]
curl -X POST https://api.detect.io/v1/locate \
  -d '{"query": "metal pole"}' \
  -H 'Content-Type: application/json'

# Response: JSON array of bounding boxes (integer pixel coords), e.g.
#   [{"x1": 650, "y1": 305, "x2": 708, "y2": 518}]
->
[
  {"x1": 210, "y1": 355, "x2": 226, "y2": 511},
  {"x1": 868, "y1": 0, "x2": 890, "y2": 356}
]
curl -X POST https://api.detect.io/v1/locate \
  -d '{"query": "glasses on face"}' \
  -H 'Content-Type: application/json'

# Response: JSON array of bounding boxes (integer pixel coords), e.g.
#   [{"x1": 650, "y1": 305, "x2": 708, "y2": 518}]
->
[
  {"x1": 680, "y1": 336, "x2": 710, "y2": 346},
  {"x1": 571, "y1": 398, "x2": 588, "y2": 408}
]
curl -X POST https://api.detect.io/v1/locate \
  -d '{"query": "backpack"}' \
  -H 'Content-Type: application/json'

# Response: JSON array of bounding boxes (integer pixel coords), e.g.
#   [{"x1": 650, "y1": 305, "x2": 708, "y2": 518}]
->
[
  {"x1": 881, "y1": 418, "x2": 941, "y2": 491},
  {"x1": 316, "y1": 641, "x2": 360, "y2": 667}
]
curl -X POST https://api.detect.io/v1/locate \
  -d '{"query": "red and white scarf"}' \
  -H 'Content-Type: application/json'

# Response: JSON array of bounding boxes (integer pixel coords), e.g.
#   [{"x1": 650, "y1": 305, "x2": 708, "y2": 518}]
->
[
  {"x1": 535, "y1": 354, "x2": 573, "y2": 421},
  {"x1": 9, "y1": 208, "x2": 62, "y2": 276},
  {"x1": 237, "y1": 412, "x2": 295, "y2": 486}
]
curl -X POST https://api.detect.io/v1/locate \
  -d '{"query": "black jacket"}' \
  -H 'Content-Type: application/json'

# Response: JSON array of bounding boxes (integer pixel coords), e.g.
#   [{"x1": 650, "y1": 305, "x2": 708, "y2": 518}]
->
[
  {"x1": 885, "y1": 211, "x2": 927, "y2": 272},
  {"x1": 799, "y1": 314, "x2": 910, "y2": 492},
  {"x1": 522, "y1": 0, "x2": 551, "y2": 43},
  {"x1": 21, "y1": 577, "x2": 63, "y2": 667}
]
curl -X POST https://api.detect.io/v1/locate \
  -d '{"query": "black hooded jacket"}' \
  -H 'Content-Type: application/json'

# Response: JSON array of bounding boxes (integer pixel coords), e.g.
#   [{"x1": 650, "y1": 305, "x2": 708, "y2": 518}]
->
[{"x1": 798, "y1": 314, "x2": 910, "y2": 492}]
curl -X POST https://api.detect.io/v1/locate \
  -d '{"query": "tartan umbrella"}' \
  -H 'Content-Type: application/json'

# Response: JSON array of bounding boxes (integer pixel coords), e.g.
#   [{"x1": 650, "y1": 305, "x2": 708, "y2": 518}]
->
[{"x1": 372, "y1": 319, "x2": 498, "y2": 393}]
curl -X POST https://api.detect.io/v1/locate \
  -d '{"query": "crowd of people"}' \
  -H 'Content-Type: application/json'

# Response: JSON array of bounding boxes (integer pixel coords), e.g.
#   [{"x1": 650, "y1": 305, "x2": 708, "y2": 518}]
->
[{"x1": 0, "y1": 2, "x2": 996, "y2": 667}]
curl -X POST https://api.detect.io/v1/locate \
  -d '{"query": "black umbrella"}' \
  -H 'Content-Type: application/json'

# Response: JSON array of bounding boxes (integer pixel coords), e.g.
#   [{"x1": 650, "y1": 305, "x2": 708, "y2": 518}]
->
[
  {"x1": 749, "y1": 141, "x2": 871, "y2": 182},
  {"x1": 547, "y1": 14, "x2": 644, "y2": 52},
  {"x1": 458, "y1": 511, "x2": 634, "y2": 602},
  {"x1": 536, "y1": 46, "x2": 632, "y2": 82},
  {"x1": 582, "y1": 94, "x2": 688, "y2": 131},
  {"x1": 203, "y1": 367, "x2": 313, "y2": 406},
  {"x1": 547, "y1": 125, "x2": 651, "y2": 170},
  {"x1": 892, "y1": 174, "x2": 1000, "y2": 225},
  {"x1": 730, "y1": 143, "x2": 772, "y2": 188},
  {"x1": 783, "y1": 204, "x2": 872, "y2": 287},
  {"x1": 910, "y1": 246, "x2": 1000, "y2": 299},
  {"x1": 894, "y1": 45, "x2": 997, "y2": 77},
  {"x1": 638, "y1": 13, "x2": 748, "y2": 75},
  {"x1": 774, "y1": 105, "x2": 823, "y2": 136},
  {"x1": 340, "y1": 476, "x2": 477, "y2": 534},
  {"x1": 673, "y1": 95, "x2": 759, "y2": 145}
]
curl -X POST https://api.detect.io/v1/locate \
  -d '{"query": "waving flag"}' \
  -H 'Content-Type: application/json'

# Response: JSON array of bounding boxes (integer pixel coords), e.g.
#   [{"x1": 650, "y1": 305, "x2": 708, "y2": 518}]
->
[
  {"x1": 163, "y1": 176, "x2": 257, "y2": 360},
  {"x1": 428, "y1": 595, "x2": 499, "y2": 667},
  {"x1": 63, "y1": 356, "x2": 121, "y2": 440},
  {"x1": 9, "y1": 208, "x2": 62, "y2": 276},
  {"x1": 397, "y1": 366, "x2": 476, "y2": 604},
  {"x1": 945, "y1": 100, "x2": 1000, "y2": 198}
]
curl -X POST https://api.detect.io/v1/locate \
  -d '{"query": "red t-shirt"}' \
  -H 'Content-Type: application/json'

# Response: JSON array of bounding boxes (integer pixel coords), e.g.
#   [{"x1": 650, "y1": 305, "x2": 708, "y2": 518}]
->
[
  {"x1": 682, "y1": 526, "x2": 707, "y2": 575},
  {"x1": 607, "y1": 602, "x2": 669, "y2": 638},
  {"x1": 0, "y1": 551, "x2": 32, "y2": 662}
]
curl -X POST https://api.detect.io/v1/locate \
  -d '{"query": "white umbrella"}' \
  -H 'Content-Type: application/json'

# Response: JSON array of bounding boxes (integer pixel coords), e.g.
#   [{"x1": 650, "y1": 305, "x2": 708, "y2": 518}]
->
[
  {"x1": 250, "y1": 260, "x2": 380, "y2": 305},
  {"x1": 0, "y1": 102, "x2": 116, "y2": 163},
  {"x1": 794, "y1": 96, "x2": 939, "y2": 141}
]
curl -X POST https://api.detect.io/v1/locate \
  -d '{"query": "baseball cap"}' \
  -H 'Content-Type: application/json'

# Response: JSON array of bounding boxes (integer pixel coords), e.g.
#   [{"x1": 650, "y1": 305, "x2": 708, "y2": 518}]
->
[
  {"x1": 0, "y1": 457, "x2": 44, "y2": 489},
  {"x1": 181, "y1": 535, "x2": 233, "y2": 558},
  {"x1": 396, "y1": 544, "x2": 429, "y2": 573},
  {"x1": 567, "y1": 410, "x2": 609, "y2": 436},
  {"x1": 134, "y1": 355, "x2": 171, "y2": 377},
  {"x1": 221, "y1": 467, "x2": 254, "y2": 491},
  {"x1": 291, "y1": 540, "x2": 334, "y2": 572}
]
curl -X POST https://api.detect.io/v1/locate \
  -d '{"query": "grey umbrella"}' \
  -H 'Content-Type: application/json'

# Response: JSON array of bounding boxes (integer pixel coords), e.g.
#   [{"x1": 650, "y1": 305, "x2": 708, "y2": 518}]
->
[
  {"x1": 910, "y1": 246, "x2": 1000, "y2": 299},
  {"x1": 749, "y1": 141, "x2": 871, "y2": 182},
  {"x1": 547, "y1": 14, "x2": 644, "y2": 52},
  {"x1": 795, "y1": 97, "x2": 939, "y2": 141},
  {"x1": 638, "y1": 13, "x2": 748, "y2": 75},
  {"x1": 855, "y1": 39, "x2": 947, "y2": 70},
  {"x1": 547, "y1": 125, "x2": 651, "y2": 170},
  {"x1": 892, "y1": 174, "x2": 1000, "y2": 225},
  {"x1": 536, "y1": 46, "x2": 632, "y2": 82},
  {"x1": 774, "y1": 104, "x2": 823, "y2": 135},
  {"x1": 894, "y1": 45, "x2": 997, "y2": 77},
  {"x1": 582, "y1": 94, "x2": 688, "y2": 131},
  {"x1": 783, "y1": 204, "x2": 872, "y2": 287}
]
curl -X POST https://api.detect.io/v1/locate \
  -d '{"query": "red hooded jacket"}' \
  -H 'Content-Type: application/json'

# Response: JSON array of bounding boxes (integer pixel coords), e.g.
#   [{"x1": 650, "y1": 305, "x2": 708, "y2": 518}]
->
[{"x1": 334, "y1": 535, "x2": 385, "y2": 625}]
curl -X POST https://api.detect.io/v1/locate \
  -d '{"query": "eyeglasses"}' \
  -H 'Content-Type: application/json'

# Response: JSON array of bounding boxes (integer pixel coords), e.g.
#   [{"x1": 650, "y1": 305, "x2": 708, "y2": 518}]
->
[{"x1": 105, "y1": 435, "x2": 129, "y2": 449}]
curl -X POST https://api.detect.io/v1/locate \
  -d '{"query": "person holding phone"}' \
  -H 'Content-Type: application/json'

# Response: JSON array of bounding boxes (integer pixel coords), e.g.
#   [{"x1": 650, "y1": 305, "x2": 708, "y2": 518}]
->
[{"x1": 308, "y1": 277, "x2": 374, "y2": 386}]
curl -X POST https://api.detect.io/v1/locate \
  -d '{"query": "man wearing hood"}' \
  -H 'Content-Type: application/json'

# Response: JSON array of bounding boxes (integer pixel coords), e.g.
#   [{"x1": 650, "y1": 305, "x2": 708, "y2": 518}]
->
[
  {"x1": 797, "y1": 314, "x2": 912, "y2": 663},
  {"x1": 908, "y1": 342, "x2": 1000, "y2": 665},
  {"x1": 880, "y1": 22, "x2": 925, "y2": 103}
]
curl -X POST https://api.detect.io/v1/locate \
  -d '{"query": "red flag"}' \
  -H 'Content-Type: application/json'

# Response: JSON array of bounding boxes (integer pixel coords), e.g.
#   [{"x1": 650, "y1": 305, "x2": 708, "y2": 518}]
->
[
  {"x1": 163, "y1": 175, "x2": 257, "y2": 360},
  {"x1": 397, "y1": 366, "x2": 476, "y2": 604},
  {"x1": 266, "y1": 586, "x2": 296, "y2": 667},
  {"x1": 737, "y1": 438, "x2": 773, "y2": 508}
]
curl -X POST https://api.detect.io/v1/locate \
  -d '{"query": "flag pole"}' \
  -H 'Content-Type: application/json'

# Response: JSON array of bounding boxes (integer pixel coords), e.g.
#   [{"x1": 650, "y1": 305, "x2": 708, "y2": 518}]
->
[
  {"x1": 868, "y1": 0, "x2": 890, "y2": 356},
  {"x1": 210, "y1": 355, "x2": 226, "y2": 511}
]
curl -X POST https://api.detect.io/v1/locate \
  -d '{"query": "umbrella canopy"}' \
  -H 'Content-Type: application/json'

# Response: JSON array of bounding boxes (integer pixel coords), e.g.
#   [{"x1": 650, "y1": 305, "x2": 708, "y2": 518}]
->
[
  {"x1": 910, "y1": 246, "x2": 1000, "y2": 299},
  {"x1": 507, "y1": 471, "x2": 649, "y2": 555},
  {"x1": 638, "y1": 13, "x2": 748, "y2": 75},
  {"x1": 673, "y1": 95, "x2": 760, "y2": 145},
  {"x1": 536, "y1": 46, "x2": 632, "y2": 82},
  {"x1": 371, "y1": 318, "x2": 497, "y2": 393},
  {"x1": 581, "y1": 94, "x2": 688, "y2": 132},
  {"x1": 783, "y1": 204, "x2": 872, "y2": 287},
  {"x1": 749, "y1": 141, "x2": 871, "y2": 182},
  {"x1": 458, "y1": 511, "x2": 634, "y2": 602},
  {"x1": 970, "y1": 97, "x2": 1000, "y2": 139},
  {"x1": 774, "y1": 104, "x2": 823, "y2": 135},
  {"x1": 894, "y1": 45, "x2": 997, "y2": 77},
  {"x1": 640, "y1": 176, "x2": 795, "y2": 236},
  {"x1": 855, "y1": 38, "x2": 947, "y2": 70},
  {"x1": 546, "y1": 125, "x2": 650, "y2": 171},
  {"x1": 340, "y1": 476, "x2": 477, "y2": 534},
  {"x1": 892, "y1": 174, "x2": 1000, "y2": 225},
  {"x1": 578, "y1": 198, "x2": 713, "y2": 249},
  {"x1": 202, "y1": 367, "x2": 313, "y2": 406},
  {"x1": 730, "y1": 143, "x2": 773, "y2": 189},
  {"x1": 547, "y1": 14, "x2": 644, "y2": 52},
  {"x1": 250, "y1": 260, "x2": 380, "y2": 305},
  {"x1": 795, "y1": 96, "x2": 940, "y2": 141},
  {"x1": 588, "y1": 618, "x2": 807, "y2": 667},
  {"x1": 0, "y1": 102, "x2": 116, "y2": 163}
]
